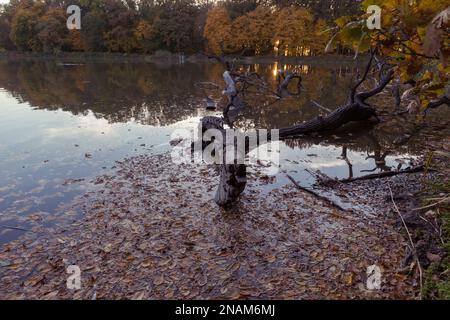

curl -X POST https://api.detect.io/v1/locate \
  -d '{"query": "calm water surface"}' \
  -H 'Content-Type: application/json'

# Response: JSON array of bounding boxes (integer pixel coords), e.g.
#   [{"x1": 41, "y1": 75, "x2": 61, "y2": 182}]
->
[{"x1": 0, "y1": 59, "x2": 421, "y2": 244}]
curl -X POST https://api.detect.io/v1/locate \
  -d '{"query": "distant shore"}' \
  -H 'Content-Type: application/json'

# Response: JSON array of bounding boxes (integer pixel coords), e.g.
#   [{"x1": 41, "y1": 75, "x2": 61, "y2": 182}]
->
[{"x1": 0, "y1": 51, "x2": 366, "y2": 65}]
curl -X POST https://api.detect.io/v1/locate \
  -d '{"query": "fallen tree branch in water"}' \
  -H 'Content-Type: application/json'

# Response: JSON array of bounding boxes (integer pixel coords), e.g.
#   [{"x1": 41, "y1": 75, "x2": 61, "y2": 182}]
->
[
  {"x1": 338, "y1": 165, "x2": 426, "y2": 183},
  {"x1": 277, "y1": 70, "x2": 394, "y2": 138},
  {"x1": 286, "y1": 174, "x2": 348, "y2": 212}
]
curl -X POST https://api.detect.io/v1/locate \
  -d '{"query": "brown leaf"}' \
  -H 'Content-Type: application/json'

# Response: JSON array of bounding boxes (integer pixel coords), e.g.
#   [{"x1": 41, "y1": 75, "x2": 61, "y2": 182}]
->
[{"x1": 426, "y1": 252, "x2": 441, "y2": 263}]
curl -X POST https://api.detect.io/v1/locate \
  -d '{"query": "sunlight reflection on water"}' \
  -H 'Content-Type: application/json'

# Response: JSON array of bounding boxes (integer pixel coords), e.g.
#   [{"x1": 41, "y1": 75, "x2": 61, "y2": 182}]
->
[{"x1": 0, "y1": 60, "x2": 420, "y2": 244}]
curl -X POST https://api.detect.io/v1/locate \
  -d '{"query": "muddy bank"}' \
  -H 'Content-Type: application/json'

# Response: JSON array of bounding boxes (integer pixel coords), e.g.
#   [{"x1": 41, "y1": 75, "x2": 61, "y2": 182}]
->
[{"x1": 0, "y1": 152, "x2": 421, "y2": 299}]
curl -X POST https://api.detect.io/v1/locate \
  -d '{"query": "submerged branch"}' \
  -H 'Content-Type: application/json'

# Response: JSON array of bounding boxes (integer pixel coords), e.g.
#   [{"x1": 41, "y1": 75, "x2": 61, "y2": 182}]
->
[{"x1": 287, "y1": 174, "x2": 348, "y2": 212}]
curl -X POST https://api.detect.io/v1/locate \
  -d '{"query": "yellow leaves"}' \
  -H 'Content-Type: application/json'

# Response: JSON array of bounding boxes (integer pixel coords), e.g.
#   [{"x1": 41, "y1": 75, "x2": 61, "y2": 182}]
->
[
  {"x1": 362, "y1": 0, "x2": 386, "y2": 11},
  {"x1": 236, "y1": 5, "x2": 275, "y2": 54},
  {"x1": 335, "y1": 16, "x2": 352, "y2": 28},
  {"x1": 273, "y1": 7, "x2": 319, "y2": 55},
  {"x1": 417, "y1": 0, "x2": 450, "y2": 18},
  {"x1": 204, "y1": 5, "x2": 325, "y2": 56},
  {"x1": 342, "y1": 26, "x2": 363, "y2": 42},
  {"x1": 396, "y1": 59, "x2": 422, "y2": 83},
  {"x1": 421, "y1": 71, "x2": 434, "y2": 82},
  {"x1": 204, "y1": 7, "x2": 233, "y2": 55},
  {"x1": 343, "y1": 272, "x2": 353, "y2": 286},
  {"x1": 133, "y1": 19, "x2": 156, "y2": 52}
]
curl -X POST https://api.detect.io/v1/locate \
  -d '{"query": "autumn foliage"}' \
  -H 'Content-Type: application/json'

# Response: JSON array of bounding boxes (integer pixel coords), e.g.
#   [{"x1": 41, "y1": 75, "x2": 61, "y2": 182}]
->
[
  {"x1": 0, "y1": 0, "x2": 340, "y2": 56},
  {"x1": 0, "y1": 0, "x2": 447, "y2": 110},
  {"x1": 327, "y1": 0, "x2": 449, "y2": 111}
]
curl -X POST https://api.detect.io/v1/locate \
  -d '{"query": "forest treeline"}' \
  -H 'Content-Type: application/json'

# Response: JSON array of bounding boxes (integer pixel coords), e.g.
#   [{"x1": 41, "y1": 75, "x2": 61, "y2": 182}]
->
[{"x1": 0, "y1": 0, "x2": 362, "y2": 56}]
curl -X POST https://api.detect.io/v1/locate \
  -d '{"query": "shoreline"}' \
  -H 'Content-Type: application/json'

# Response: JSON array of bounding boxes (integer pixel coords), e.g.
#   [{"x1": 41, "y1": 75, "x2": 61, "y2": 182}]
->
[{"x1": 0, "y1": 51, "x2": 366, "y2": 65}]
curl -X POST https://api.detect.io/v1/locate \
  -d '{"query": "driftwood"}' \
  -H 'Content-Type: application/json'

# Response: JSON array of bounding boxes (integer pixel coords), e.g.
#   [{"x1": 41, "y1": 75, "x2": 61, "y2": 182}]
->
[
  {"x1": 199, "y1": 57, "x2": 248, "y2": 206},
  {"x1": 277, "y1": 53, "x2": 394, "y2": 138},
  {"x1": 338, "y1": 165, "x2": 425, "y2": 183},
  {"x1": 200, "y1": 116, "x2": 247, "y2": 206},
  {"x1": 278, "y1": 101, "x2": 379, "y2": 138},
  {"x1": 215, "y1": 164, "x2": 247, "y2": 206}
]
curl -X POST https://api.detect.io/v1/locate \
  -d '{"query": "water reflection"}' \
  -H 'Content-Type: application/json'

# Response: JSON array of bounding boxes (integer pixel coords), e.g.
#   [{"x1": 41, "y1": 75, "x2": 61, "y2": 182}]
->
[
  {"x1": 0, "y1": 60, "x2": 357, "y2": 128},
  {"x1": 0, "y1": 59, "x2": 441, "y2": 244}
]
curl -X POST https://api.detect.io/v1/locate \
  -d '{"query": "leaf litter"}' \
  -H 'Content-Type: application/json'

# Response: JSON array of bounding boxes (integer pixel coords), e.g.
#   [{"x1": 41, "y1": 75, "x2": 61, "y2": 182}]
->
[{"x1": 0, "y1": 153, "x2": 418, "y2": 299}]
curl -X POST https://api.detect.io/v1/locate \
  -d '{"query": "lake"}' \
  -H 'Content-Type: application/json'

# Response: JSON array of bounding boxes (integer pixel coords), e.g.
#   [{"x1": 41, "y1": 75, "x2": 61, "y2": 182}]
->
[{"x1": 0, "y1": 59, "x2": 423, "y2": 245}]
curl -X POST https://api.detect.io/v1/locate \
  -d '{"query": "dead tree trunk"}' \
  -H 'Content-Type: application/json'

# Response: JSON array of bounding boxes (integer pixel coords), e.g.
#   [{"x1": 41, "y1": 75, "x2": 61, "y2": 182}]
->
[{"x1": 215, "y1": 164, "x2": 247, "y2": 206}]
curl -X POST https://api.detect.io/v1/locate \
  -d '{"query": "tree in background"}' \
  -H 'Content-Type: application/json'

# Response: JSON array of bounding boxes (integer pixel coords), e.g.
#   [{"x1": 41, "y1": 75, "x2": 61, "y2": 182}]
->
[
  {"x1": 0, "y1": 3, "x2": 15, "y2": 51},
  {"x1": 271, "y1": 0, "x2": 362, "y2": 22},
  {"x1": 9, "y1": 0, "x2": 45, "y2": 51},
  {"x1": 156, "y1": 0, "x2": 197, "y2": 53},
  {"x1": 36, "y1": 6, "x2": 67, "y2": 53},
  {"x1": 133, "y1": 19, "x2": 158, "y2": 53},
  {"x1": 222, "y1": 0, "x2": 262, "y2": 19},
  {"x1": 81, "y1": 10, "x2": 107, "y2": 52},
  {"x1": 204, "y1": 6, "x2": 233, "y2": 55},
  {"x1": 239, "y1": 5, "x2": 274, "y2": 55},
  {"x1": 102, "y1": 0, "x2": 139, "y2": 53},
  {"x1": 0, "y1": 0, "x2": 365, "y2": 56},
  {"x1": 2, "y1": 0, "x2": 333, "y2": 55},
  {"x1": 273, "y1": 7, "x2": 315, "y2": 56}
]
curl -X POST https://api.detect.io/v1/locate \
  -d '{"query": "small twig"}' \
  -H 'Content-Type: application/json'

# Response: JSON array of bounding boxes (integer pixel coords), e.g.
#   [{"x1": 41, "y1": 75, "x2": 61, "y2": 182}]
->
[
  {"x1": 412, "y1": 196, "x2": 450, "y2": 211},
  {"x1": 388, "y1": 185, "x2": 423, "y2": 300},
  {"x1": 418, "y1": 214, "x2": 445, "y2": 245},
  {"x1": 0, "y1": 224, "x2": 32, "y2": 232}
]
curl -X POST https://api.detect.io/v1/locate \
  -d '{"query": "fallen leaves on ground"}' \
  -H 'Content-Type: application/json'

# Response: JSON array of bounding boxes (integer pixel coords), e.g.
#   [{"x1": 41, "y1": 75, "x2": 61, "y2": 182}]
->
[{"x1": 0, "y1": 153, "x2": 417, "y2": 299}]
